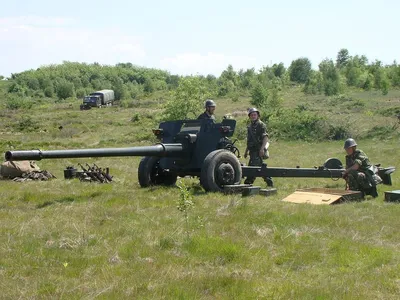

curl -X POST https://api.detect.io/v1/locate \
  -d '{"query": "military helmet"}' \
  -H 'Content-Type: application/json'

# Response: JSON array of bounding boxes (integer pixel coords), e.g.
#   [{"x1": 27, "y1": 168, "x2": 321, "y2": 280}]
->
[
  {"x1": 248, "y1": 107, "x2": 260, "y2": 116},
  {"x1": 204, "y1": 99, "x2": 216, "y2": 108},
  {"x1": 344, "y1": 138, "x2": 357, "y2": 149}
]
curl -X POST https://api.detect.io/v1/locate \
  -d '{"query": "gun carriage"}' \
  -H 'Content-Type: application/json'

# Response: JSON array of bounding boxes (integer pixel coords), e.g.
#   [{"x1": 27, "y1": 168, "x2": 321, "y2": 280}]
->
[{"x1": 5, "y1": 119, "x2": 395, "y2": 193}]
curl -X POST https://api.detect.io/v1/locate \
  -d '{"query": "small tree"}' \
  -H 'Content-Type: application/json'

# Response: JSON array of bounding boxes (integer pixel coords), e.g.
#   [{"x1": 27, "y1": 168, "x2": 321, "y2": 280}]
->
[
  {"x1": 336, "y1": 48, "x2": 350, "y2": 68},
  {"x1": 373, "y1": 68, "x2": 390, "y2": 95},
  {"x1": 289, "y1": 57, "x2": 312, "y2": 83},
  {"x1": 176, "y1": 180, "x2": 194, "y2": 239},
  {"x1": 164, "y1": 77, "x2": 211, "y2": 120},
  {"x1": 44, "y1": 86, "x2": 55, "y2": 98},
  {"x1": 304, "y1": 71, "x2": 323, "y2": 95},
  {"x1": 319, "y1": 59, "x2": 342, "y2": 96},
  {"x1": 75, "y1": 88, "x2": 86, "y2": 98},
  {"x1": 27, "y1": 77, "x2": 40, "y2": 90},
  {"x1": 143, "y1": 76, "x2": 155, "y2": 93},
  {"x1": 272, "y1": 63, "x2": 286, "y2": 78},
  {"x1": 250, "y1": 83, "x2": 268, "y2": 108},
  {"x1": 56, "y1": 80, "x2": 75, "y2": 99}
]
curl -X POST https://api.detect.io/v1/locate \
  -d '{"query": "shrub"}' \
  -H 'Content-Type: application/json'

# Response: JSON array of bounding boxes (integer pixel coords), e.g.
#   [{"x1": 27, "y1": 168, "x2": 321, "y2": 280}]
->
[
  {"x1": 229, "y1": 91, "x2": 240, "y2": 102},
  {"x1": 131, "y1": 113, "x2": 141, "y2": 122},
  {"x1": 363, "y1": 124, "x2": 399, "y2": 139},
  {"x1": 56, "y1": 80, "x2": 75, "y2": 100},
  {"x1": 75, "y1": 88, "x2": 87, "y2": 98},
  {"x1": 44, "y1": 86, "x2": 55, "y2": 98},
  {"x1": 326, "y1": 124, "x2": 352, "y2": 140},
  {"x1": 5, "y1": 96, "x2": 33, "y2": 110},
  {"x1": 14, "y1": 116, "x2": 39, "y2": 132},
  {"x1": 268, "y1": 109, "x2": 326, "y2": 140},
  {"x1": 376, "y1": 106, "x2": 400, "y2": 117},
  {"x1": 250, "y1": 83, "x2": 268, "y2": 108},
  {"x1": 164, "y1": 77, "x2": 211, "y2": 120}
]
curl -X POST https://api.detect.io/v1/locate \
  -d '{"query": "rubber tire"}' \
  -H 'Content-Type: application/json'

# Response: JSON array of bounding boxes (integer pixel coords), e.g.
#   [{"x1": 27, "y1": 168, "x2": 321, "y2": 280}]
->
[
  {"x1": 200, "y1": 150, "x2": 242, "y2": 192},
  {"x1": 199, "y1": 149, "x2": 225, "y2": 188},
  {"x1": 323, "y1": 158, "x2": 343, "y2": 169},
  {"x1": 138, "y1": 156, "x2": 177, "y2": 187}
]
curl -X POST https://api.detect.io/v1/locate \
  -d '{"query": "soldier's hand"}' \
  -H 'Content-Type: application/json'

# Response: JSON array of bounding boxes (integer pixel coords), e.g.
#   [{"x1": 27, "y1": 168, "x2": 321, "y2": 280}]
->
[
  {"x1": 341, "y1": 172, "x2": 348, "y2": 179},
  {"x1": 259, "y1": 149, "x2": 264, "y2": 158}
]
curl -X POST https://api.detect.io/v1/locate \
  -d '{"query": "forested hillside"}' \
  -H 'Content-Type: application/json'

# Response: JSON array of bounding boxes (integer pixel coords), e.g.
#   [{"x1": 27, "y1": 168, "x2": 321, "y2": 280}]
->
[{"x1": 3, "y1": 49, "x2": 400, "y2": 101}]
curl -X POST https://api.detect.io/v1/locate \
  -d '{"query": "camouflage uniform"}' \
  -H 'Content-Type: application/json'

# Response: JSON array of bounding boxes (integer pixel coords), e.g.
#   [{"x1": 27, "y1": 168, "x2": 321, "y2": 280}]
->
[
  {"x1": 244, "y1": 119, "x2": 271, "y2": 185},
  {"x1": 197, "y1": 112, "x2": 215, "y2": 120},
  {"x1": 345, "y1": 149, "x2": 374, "y2": 191}
]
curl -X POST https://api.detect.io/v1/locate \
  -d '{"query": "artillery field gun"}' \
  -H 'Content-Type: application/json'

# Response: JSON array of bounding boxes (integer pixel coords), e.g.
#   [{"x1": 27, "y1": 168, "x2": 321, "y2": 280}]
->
[{"x1": 4, "y1": 119, "x2": 395, "y2": 194}]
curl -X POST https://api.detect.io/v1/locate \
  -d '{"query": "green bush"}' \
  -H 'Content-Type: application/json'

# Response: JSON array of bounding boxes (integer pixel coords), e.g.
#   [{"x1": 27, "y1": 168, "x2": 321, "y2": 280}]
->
[
  {"x1": 250, "y1": 83, "x2": 268, "y2": 108},
  {"x1": 326, "y1": 124, "x2": 352, "y2": 140},
  {"x1": 44, "y1": 86, "x2": 55, "y2": 98},
  {"x1": 268, "y1": 108, "x2": 326, "y2": 140},
  {"x1": 5, "y1": 96, "x2": 33, "y2": 110},
  {"x1": 232, "y1": 119, "x2": 249, "y2": 141},
  {"x1": 56, "y1": 80, "x2": 75, "y2": 99},
  {"x1": 131, "y1": 113, "x2": 141, "y2": 122},
  {"x1": 362, "y1": 124, "x2": 399, "y2": 139},
  {"x1": 14, "y1": 116, "x2": 39, "y2": 132},
  {"x1": 376, "y1": 106, "x2": 400, "y2": 117},
  {"x1": 75, "y1": 88, "x2": 87, "y2": 98},
  {"x1": 229, "y1": 91, "x2": 240, "y2": 102},
  {"x1": 8, "y1": 82, "x2": 26, "y2": 96},
  {"x1": 329, "y1": 94, "x2": 353, "y2": 106},
  {"x1": 164, "y1": 77, "x2": 211, "y2": 120},
  {"x1": 345, "y1": 99, "x2": 365, "y2": 110}
]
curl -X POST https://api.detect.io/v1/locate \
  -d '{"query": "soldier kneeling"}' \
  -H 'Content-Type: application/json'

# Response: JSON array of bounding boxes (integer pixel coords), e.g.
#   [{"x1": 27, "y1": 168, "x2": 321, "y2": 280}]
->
[{"x1": 342, "y1": 138, "x2": 382, "y2": 198}]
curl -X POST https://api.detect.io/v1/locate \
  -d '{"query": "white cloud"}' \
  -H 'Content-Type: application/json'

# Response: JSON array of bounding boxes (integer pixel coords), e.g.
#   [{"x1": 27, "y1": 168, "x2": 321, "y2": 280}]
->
[
  {"x1": 0, "y1": 16, "x2": 146, "y2": 76},
  {"x1": 159, "y1": 52, "x2": 258, "y2": 76}
]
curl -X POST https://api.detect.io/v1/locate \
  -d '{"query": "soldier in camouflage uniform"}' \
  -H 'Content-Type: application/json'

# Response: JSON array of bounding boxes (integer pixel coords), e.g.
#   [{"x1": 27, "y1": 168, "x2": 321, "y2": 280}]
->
[
  {"x1": 342, "y1": 138, "x2": 378, "y2": 197},
  {"x1": 197, "y1": 99, "x2": 216, "y2": 120},
  {"x1": 244, "y1": 108, "x2": 273, "y2": 186}
]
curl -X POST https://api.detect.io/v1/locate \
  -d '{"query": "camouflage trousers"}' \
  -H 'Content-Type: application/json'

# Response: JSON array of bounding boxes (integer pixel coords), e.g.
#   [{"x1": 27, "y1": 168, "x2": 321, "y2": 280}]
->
[
  {"x1": 244, "y1": 151, "x2": 272, "y2": 186},
  {"x1": 346, "y1": 170, "x2": 372, "y2": 191}
]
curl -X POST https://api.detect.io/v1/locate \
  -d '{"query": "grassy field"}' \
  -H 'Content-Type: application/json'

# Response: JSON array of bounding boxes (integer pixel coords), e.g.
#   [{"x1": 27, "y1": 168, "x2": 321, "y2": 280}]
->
[{"x1": 1, "y1": 86, "x2": 400, "y2": 299}]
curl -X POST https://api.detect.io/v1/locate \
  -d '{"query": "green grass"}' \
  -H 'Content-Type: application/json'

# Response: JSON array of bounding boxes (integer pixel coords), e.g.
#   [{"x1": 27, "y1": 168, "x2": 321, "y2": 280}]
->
[{"x1": 0, "y1": 86, "x2": 400, "y2": 298}]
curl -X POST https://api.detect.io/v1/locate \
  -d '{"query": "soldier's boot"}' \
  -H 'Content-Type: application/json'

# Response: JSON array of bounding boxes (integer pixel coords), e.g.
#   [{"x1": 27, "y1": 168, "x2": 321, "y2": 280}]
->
[
  {"x1": 370, "y1": 187, "x2": 378, "y2": 198},
  {"x1": 244, "y1": 177, "x2": 255, "y2": 185},
  {"x1": 365, "y1": 187, "x2": 378, "y2": 198},
  {"x1": 265, "y1": 177, "x2": 274, "y2": 187}
]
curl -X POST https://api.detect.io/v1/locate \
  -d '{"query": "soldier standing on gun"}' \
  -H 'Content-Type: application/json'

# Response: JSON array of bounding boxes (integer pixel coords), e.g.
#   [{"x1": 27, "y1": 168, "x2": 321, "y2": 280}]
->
[
  {"x1": 244, "y1": 108, "x2": 273, "y2": 187},
  {"x1": 197, "y1": 99, "x2": 216, "y2": 120},
  {"x1": 342, "y1": 138, "x2": 380, "y2": 197}
]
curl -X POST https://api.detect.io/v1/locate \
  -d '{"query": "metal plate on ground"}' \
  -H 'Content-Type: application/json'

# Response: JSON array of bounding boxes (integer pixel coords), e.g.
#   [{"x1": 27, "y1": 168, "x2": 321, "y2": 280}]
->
[
  {"x1": 223, "y1": 184, "x2": 253, "y2": 194},
  {"x1": 384, "y1": 190, "x2": 400, "y2": 202},
  {"x1": 242, "y1": 186, "x2": 261, "y2": 197},
  {"x1": 260, "y1": 188, "x2": 277, "y2": 197},
  {"x1": 282, "y1": 188, "x2": 363, "y2": 205}
]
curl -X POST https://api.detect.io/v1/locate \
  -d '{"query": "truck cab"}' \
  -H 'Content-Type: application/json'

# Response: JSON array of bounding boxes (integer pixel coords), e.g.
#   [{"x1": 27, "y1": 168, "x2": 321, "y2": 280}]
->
[{"x1": 81, "y1": 95, "x2": 101, "y2": 109}]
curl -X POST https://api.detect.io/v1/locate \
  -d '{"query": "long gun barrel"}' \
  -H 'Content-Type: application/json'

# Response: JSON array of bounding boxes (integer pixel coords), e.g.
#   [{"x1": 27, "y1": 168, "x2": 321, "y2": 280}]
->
[{"x1": 5, "y1": 143, "x2": 184, "y2": 161}]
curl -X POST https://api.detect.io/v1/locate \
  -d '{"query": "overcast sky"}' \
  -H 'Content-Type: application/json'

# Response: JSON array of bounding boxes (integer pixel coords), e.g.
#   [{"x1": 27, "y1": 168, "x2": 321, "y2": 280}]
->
[{"x1": 1, "y1": 0, "x2": 399, "y2": 77}]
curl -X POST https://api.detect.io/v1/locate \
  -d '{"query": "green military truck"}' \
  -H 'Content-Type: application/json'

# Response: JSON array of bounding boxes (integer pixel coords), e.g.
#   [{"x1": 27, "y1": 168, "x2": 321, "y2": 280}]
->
[{"x1": 80, "y1": 90, "x2": 115, "y2": 110}]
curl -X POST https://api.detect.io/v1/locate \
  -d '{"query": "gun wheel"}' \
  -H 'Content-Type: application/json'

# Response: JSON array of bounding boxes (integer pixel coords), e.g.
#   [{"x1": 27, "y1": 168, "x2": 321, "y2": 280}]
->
[
  {"x1": 200, "y1": 150, "x2": 242, "y2": 192},
  {"x1": 138, "y1": 156, "x2": 177, "y2": 187},
  {"x1": 323, "y1": 158, "x2": 343, "y2": 169}
]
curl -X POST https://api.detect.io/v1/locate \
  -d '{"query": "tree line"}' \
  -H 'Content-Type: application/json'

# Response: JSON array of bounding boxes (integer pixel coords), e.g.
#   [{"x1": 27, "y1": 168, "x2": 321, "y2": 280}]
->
[{"x1": 4, "y1": 49, "x2": 400, "y2": 102}]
